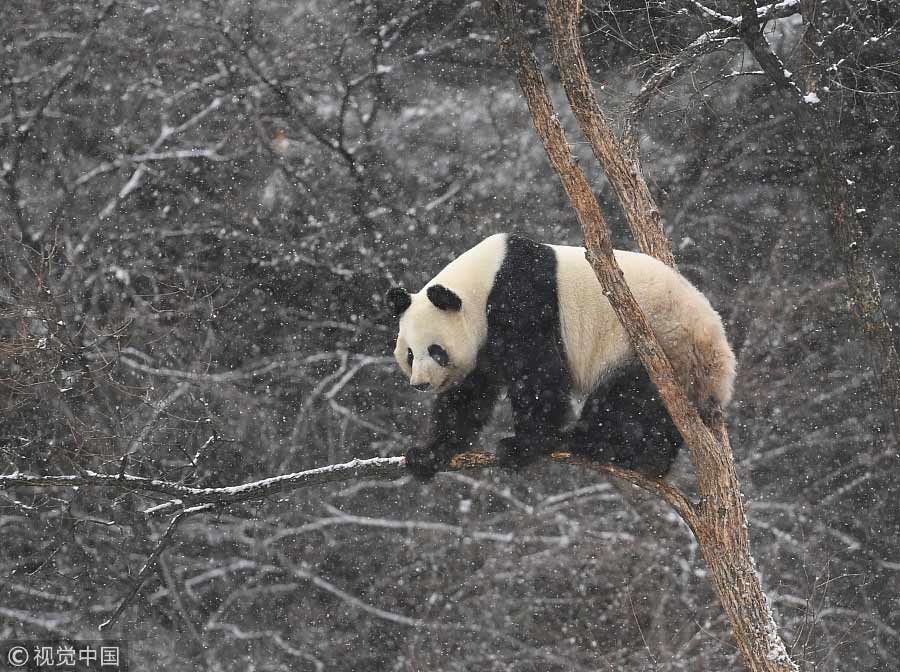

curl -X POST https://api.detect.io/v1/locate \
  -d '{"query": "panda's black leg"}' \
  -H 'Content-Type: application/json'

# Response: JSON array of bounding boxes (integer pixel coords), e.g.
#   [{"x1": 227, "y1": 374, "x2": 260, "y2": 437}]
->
[
  {"x1": 482, "y1": 235, "x2": 572, "y2": 471},
  {"x1": 498, "y1": 379, "x2": 570, "y2": 471},
  {"x1": 405, "y1": 368, "x2": 501, "y2": 480},
  {"x1": 570, "y1": 362, "x2": 683, "y2": 478}
]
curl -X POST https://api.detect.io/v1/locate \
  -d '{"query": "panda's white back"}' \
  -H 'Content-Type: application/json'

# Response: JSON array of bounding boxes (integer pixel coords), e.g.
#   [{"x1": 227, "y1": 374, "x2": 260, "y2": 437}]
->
[{"x1": 549, "y1": 244, "x2": 735, "y2": 407}]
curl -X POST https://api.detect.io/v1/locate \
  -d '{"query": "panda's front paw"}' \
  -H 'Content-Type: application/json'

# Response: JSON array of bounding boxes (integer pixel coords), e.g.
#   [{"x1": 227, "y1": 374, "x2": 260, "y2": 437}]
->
[
  {"x1": 496, "y1": 436, "x2": 544, "y2": 471},
  {"x1": 404, "y1": 443, "x2": 451, "y2": 481}
]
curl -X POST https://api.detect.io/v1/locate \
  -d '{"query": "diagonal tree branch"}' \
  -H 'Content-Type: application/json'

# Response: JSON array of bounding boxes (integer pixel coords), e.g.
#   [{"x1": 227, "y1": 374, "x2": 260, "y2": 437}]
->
[
  {"x1": 2, "y1": 0, "x2": 118, "y2": 250},
  {"x1": 546, "y1": 0, "x2": 674, "y2": 267},
  {"x1": 547, "y1": 0, "x2": 675, "y2": 267},
  {"x1": 737, "y1": 0, "x2": 805, "y2": 98}
]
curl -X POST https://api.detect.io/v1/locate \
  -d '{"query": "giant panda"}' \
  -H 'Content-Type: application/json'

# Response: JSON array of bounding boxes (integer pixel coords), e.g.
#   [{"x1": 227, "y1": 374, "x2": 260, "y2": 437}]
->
[{"x1": 387, "y1": 233, "x2": 736, "y2": 479}]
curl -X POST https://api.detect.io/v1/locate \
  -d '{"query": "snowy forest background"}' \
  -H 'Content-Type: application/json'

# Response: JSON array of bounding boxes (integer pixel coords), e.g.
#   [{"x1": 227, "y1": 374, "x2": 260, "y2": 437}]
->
[{"x1": 2, "y1": 1, "x2": 899, "y2": 670}]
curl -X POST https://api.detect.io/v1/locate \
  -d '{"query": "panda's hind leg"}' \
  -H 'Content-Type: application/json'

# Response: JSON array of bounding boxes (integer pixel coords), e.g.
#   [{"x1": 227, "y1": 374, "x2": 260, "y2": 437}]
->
[{"x1": 568, "y1": 361, "x2": 683, "y2": 478}]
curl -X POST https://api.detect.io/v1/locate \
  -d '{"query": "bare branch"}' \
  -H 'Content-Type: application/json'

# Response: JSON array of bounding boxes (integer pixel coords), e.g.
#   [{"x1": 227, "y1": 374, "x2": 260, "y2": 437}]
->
[
  {"x1": 546, "y1": 0, "x2": 674, "y2": 266},
  {"x1": 289, "y1": 560, "x2": 426, "y2": 628},
  {"x1": 1, "y1": 0, "x2": 118, "y2": 248},
  {"x1": 216, "y1": 22, "x2": 361, "y2": 176},
  {"x1": 99, "y1": 504, "x2": 214, "y2": 630},
  {"x1": 1, "y1": 457, "x2": 406, "y2": 511},
  {"x1": 628, "y1": 0, "x2": 804, "y2": 127},
  {"x1": 737, "y1": 0, "x2": 806, "y2": 99},
  {"x1": 95, "y1": 97, "x2": 224, "y2": 220},
  {"x1": 14, "y1": 1, "x2": 118, "y2": 141},
  {"x1": 2, "y1": 451, "x2": 689, "y2": 523},
  {"x1": 627, "y1": 33, "x2": 742, "y2": 127}
]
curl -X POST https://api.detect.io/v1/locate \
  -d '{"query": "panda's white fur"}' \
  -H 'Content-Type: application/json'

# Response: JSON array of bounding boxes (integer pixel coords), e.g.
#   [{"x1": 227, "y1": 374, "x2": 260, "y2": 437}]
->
[
  {"x1": 394, "y1": 233, "x2": 735, "y2": 410},
  {"x1": 394, "y1": 234, "x2": 507, "y2": 393}
]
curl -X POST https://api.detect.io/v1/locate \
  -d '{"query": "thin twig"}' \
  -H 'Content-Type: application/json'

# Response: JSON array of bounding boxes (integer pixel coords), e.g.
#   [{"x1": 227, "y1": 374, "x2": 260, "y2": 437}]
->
[{"x1": 99, "y1": 503, "x2": 215, "y2": 630}]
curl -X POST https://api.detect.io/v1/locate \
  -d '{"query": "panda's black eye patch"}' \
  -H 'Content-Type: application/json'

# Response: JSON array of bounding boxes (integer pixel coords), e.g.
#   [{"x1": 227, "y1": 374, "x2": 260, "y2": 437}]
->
[
  {"x1": 407, "y1": 348, "x2": 414, "y2": 367},
  {"x1": 428, "y1": 344, "x2": 449, "y2": 367}
]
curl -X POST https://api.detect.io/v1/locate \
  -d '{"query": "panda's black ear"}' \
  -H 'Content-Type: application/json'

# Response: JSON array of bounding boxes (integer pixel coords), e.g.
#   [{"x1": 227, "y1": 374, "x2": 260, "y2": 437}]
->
[
  {"x1": 386, "y1": 287, "x2": 412, "y2": 316},
  {"x1": 427, "y1": 284, "x2": 462, "y2": 312}
]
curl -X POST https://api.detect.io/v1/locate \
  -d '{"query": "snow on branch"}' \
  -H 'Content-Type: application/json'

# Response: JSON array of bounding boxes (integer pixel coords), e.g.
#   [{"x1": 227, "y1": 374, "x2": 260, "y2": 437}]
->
[
  {"x1": 685, "y1": 0, "x2": 740, "y2": 27},
  {"x1": 4, "y1": 450, "x2": 694, "y2": 630},
  {"x1": 680, "y1": 0, "x2": 818, "y2": 104},
  {"x1": 629, "y1": 0, "x2": 803, "y2": 125},
  {"x1": 1, "y1": 452, "x2": 696, "y2": 524},
  {"x1": 736, "y1": 0, "x2": 807, "y2": 101},
  {"x1": 681, "y1": 0, "x2": 800, "y2": 28}
]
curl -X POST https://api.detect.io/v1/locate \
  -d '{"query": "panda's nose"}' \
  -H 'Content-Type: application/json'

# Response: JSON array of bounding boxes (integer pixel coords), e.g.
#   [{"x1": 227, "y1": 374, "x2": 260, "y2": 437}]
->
[{"x1": 412, "y1": 382, "x2": 431, "y2": 392}]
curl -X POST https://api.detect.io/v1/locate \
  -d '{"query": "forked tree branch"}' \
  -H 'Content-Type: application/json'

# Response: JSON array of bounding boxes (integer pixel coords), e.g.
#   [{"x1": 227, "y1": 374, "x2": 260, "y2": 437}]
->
[
  {"x1": 736, "y1": 0, "x2": 806, "y2": 99},
  {"x1": 545, "y1": 0, "x2": 674, "y2": 267},
  {"x1": 98, "y1": 504, "x2": 215, "y2": 631},
  {"x1": 626, "y1": 0, "x2": 802, "y2": 132},
  {"x1": 488, "y1": 1, "x2": 798, "y2": 670}
]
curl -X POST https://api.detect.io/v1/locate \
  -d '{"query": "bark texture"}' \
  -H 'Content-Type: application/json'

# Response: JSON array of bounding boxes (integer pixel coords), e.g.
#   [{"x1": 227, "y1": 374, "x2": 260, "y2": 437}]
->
[
  {"x1": 545, "y1": 0, "x2": 675, "y2": 267},
  {"x1": 489, "y1": 2, "x2": 798, "y2": 670}
]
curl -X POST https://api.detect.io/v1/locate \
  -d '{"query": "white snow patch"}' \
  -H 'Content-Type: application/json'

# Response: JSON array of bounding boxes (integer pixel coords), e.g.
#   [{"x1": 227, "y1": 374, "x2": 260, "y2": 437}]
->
[{"x1": 802, "y1": 92, "x2": 821, "y2": 104}]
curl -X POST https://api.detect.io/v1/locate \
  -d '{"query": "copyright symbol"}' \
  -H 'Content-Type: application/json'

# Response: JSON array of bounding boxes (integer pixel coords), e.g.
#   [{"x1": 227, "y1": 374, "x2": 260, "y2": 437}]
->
[{"x1": 7, "y1": 645, "x2": 29, "y2": 667}]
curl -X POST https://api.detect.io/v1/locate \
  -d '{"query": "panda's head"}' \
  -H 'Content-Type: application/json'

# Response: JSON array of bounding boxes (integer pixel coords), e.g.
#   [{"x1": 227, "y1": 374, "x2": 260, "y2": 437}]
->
[{"x1": 387, "y1": 284, "x2": 479, "y2": 393}]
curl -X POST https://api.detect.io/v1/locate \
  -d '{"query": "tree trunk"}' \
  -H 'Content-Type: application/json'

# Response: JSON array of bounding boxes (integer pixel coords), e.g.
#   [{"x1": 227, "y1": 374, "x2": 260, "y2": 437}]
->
[
  {"x1": 489, "y1": 2, "x2": 798, "y2": 670},
  {"x1": 732, "y1": 0, "x2": 900, "y2": 444},
  {"x1": 798, "y1": 1, "x2": 900, "y2": 444}
]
